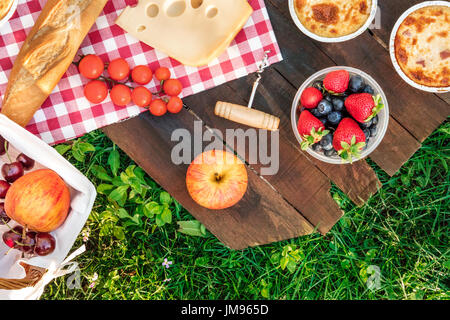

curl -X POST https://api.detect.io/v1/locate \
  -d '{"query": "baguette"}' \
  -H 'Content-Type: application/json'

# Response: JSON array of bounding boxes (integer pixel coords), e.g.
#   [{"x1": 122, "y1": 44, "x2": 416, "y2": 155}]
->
[{"x1": 1, "y1": 0, "x2": 108, "y2": 127}]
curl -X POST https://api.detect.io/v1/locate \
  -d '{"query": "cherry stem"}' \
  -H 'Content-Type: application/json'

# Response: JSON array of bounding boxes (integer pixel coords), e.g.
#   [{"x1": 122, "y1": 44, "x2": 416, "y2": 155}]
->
[{"x1": 4, "y1": 140, "x2": 12, "y2": 163}]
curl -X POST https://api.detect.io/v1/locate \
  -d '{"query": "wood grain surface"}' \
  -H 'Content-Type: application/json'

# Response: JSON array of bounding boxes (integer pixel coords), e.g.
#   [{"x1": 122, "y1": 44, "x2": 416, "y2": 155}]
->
[{"x1": 103, "y1": 0, "x2": 449, "y2": 249}]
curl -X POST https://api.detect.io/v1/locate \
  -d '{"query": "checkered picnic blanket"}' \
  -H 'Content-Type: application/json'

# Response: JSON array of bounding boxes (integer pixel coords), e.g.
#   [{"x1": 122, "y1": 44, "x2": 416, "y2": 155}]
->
[{"x1": 0, "y1": 0, "x2": 282, "y2": 145}]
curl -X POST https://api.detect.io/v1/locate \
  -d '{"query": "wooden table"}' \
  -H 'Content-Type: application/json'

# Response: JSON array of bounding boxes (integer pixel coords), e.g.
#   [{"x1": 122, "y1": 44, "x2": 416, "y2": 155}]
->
[{"x1": 102, "y1": 0, "x2": 450, "y2": 250}]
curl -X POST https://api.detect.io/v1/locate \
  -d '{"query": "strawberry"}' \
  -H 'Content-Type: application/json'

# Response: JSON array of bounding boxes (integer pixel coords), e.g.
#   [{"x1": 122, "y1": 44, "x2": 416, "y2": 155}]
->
[
  {"x1": 345, "y1": 93, "x2": 384, "y2": 123},
  {"x1": 332, "y1": 118, "x2": 366, "y2": 163},
  {"x1": 323, "y1": 70, "x2": 349, "y2": 94},
  {"x1": 300, "y1": 87, "x2": 323, "y2": 109},
  {"x1": 297, "y1": 110, "x2": 329, "y2": 150}
]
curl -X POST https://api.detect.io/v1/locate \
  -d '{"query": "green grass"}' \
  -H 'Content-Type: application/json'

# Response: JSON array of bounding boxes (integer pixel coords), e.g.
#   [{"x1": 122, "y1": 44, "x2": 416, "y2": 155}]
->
[{"x1": 42, "y1": 121, "x2": 449, "y2": 300}]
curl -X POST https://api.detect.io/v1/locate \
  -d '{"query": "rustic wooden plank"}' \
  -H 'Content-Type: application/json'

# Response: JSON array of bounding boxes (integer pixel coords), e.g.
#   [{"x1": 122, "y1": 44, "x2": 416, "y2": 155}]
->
[
  {"x1": 103, "y1": 110, "x2": 315, "y2": 250},
  {"x1": 221, "y1": 68, "x2": 381, "y2": 205},
  {"x1": 185, "y1": 77, "x2": 351, "y2": 233},
  {"x1": 269, "y1": 0, "x2": 449, "y2": 144}
]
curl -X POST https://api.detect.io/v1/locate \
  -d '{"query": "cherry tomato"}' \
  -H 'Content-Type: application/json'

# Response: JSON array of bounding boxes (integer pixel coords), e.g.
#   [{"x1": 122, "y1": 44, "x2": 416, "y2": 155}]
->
[
  {"x1": 155, "y1": 67, "x2": 171, "y2": 81},
  {"x1": 131, "y1": 65, "x2": 153, "y2": 85},
  {"x1": 108, "y1": 58, "x2": 130, "y2": 81},
  {"x1": 163, "y1": 79, "x2": 183, "y2": 96},
  {"x1": 132, "y1": 86, "x2": 152, "y2": 108},
  {"x1": 167, "y1": 96, "x2": 183, "y2": 114},
  {"x1": 110, "y1": 84, "x2": 131, "y2": 106},
  {"x1": 84, "y1": 80, "x2": 108, "y2": 104},
  {"x1": 79, "y1": 55, "x2": 104, "y2": 79},
  {"x1": 149, "y1": 99, "x2": 167, "y2": 116}
]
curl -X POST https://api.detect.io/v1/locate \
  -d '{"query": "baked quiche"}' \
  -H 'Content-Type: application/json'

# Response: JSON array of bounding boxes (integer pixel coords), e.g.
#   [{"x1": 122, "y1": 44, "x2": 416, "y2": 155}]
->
[
  {"x1": 0, "y1": 0, "x2": 14, "y2": 21},
  {"x1": 394, "y1": 5, "x2": 450, "y2": 88},
  {"x1": 294, "y1": 0, "x2": 372, "y2": 38}
]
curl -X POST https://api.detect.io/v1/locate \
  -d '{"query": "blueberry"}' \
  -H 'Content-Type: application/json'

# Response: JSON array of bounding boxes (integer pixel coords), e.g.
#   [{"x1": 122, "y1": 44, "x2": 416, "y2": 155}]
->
[
  {"x1": 360, "y1": 118, "x2": 373, "y2": 129},
  {"x1": 320, "y1": 133, "x2": 333, "y2": 151},
  {"x1": 363, "y1": 129, "x2": 370, "y2": 141},
  {"x1": 311, "y1": 108, "x2": 322, "y2": 118},
  {"x1": 362, "y1": 84, "x2": 375, "y2": 94},
  {"x1": 349, "y1": 75, "x2": 365, "y2": 93},
  {"x1": 312, "y1": 143, "x2": 323, "y2": 153},
  {"x1": 331, "y1": 97, "x2": 344, "y2": 111},
  {"x1": 312, "y1": 80, "x2": 324, "y2": 92},
  {"x1": 327, "y1": 111, "x2": 342, "y2": 126},
  {"x1": 324, "y1": 149, "x2": 337, "y2": 157},
  {"x1": 324, "y1": 94, "x2": 333, "y2": 102},
  {"x1": 370, "y1": 126, "x2": 378, "y2": 137},
  {"x1": 319, "y1": 117, "x2": 328, "y2": 127},
  {"x1": 372, "y1": 115, "x2": 379, "y2": 126},
  {"x1": 317, "y1": 99, "x2": 333, "y2": 116}
]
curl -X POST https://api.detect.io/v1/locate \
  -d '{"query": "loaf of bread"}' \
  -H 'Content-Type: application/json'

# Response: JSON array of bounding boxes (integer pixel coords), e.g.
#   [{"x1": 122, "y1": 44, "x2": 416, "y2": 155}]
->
[{"x1": 1, "y1": 0, "x2": 108, "y2": 127}]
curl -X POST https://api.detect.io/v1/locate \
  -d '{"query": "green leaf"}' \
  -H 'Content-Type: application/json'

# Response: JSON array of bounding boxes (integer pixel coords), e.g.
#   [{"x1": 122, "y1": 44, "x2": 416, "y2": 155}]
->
[
  {"x1": 280, "y1": 256, "x2": 289, "y2": 270},
  {"x1": 71, "y1": 148, "x2": 86, "y2": 162},
  {"x1": 54, "y1": 144, "x2": 72, "y2": 156},
  {"x1": 108, "y1": 185, "x2": 129, "y2": 204},
  {"x1": 144, "y1": 202, "x2": 163, "y2": 218},
  {"x1": 261, "y1": 287, "x2": 270, "y2": 299},
  {"x1": 161, "y1": 207, "x2": 172, "y2": 224},
  {"x1": 113, "y1": 226, "x2": 125, "y2": 240},
  {"x1": 76, "y1": 142, "x2": 95, "y2": 153},
  {"x1": 177, "y1": 220, "x2": 207, "y2": 237},
  {"x1": 97, "y1": 184, "x2": 114, "y2": 195},
  {"x1": 108, "y1": 149, "x2": 121, "y2": 176},
  {"x1": 160, "y1": 192, "x2": 172, "y2": 205},
  {"x1": 92, "y1": 165, "x2": 113, "y2": 182},
  {"x1": 155, "y1": 215, "x2": 165, "y2": 227},
  {"x1": 286, "y1": 260, "x2": 297, "y2": 274}
]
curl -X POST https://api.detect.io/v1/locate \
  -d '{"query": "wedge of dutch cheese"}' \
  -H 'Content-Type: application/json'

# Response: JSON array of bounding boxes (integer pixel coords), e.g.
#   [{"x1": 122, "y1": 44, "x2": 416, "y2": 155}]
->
[{"x1": 115, "y1": 0, "x2": 253, "y2": 67}]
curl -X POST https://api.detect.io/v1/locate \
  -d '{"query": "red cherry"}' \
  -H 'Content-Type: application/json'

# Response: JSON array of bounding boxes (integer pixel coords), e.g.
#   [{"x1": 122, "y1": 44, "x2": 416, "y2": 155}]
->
[
  {"x1": 34, "y1": 233, "x2": 56, "y2": 256},
  {"x1": 1, "y1": 162, "x2": 24, "y2": 183},
  {"x1": 0, "y1": 203, "x2": 10, "y2": 225},
  {"x1": 0, "y1": 180, "x2": 10, "y2": 198},
  {"x1": 16, "y1": 153, "x2": 35, "y2": 171},
  {"x1": 0, "y1": 136, "x2": 8, "y2": 156}
]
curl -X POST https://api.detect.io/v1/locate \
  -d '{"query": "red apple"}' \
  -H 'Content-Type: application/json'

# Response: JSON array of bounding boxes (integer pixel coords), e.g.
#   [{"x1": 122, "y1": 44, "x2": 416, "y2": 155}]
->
[
  {"x1": 186, "y1": 150, "x2": 248, "y2": 210},
  {"x1": 5, "y1": 169, "x2": 70, "y2": 232}
]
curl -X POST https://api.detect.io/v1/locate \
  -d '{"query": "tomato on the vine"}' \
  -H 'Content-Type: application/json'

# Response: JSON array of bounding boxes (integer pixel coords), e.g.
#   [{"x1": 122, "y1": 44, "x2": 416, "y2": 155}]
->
[
  {"x1": 163, "y1": 79, "x2": 183, "y2": 96},
  {"x1": 167, "y1": 96, "x2": 183, "y2": 114},
  {"x1": 108, "y1": 58, "x2": 130, "y2": 81},
  {"x1": 84, "y1": 80, "x2": 108, "y2": 104},
  {"x1": 132, "y1": 86, "x2": 152, "y2": 107},
  {"x1": 110, "y1": 84, "x2": 131, "y2": 106},
  {"x1": 131, "y1": 65, "x2": 153, "y2": 85},
  {"x1": 79, "y1": 55, "x2": 104, "y2": 79},
  {"x1": 155, "y1": 67, "x2": 171, "y2": 81},
  {"x1": 149, "y1": 99, "x2": 167, "y2": 116}
]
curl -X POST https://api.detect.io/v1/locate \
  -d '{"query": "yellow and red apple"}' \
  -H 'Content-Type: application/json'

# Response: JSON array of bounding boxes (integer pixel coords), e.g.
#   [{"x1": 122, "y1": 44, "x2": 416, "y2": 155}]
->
[
  {"x1": 186, "y1": 150, "x2": 248, "y2": 210},
  {"x1": 5, "y1": 169, "x2": 70, "y2": 232}
]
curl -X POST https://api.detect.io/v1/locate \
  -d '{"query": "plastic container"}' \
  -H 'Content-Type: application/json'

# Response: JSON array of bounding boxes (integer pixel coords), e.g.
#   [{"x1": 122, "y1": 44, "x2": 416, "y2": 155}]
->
[
  {"x1": 0, "y1": 114, "x2": 96, "y2": 299},
  {"x1": 288, "y1": 0, "x2": 378, "y2": 43},
  {"x1": 0, "y1": 0, "x2": 18, "y2": 30},
  {"x1": 389, "y1": 1, "x2": 450, "y2": 93},
  {"x1": 291, "y1": 66, "x2": 389, "y2": 164}
]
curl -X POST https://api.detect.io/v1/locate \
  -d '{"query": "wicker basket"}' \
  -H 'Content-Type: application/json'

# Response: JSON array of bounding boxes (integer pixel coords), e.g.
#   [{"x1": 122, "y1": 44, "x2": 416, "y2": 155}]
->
[{"x1": 0, "y1": 263, "x2": 46, "y2": 290}]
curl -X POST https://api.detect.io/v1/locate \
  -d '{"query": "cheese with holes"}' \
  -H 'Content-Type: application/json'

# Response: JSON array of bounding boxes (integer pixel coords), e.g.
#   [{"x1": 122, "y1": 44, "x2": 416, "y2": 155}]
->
[
  {"x1": 0, "y1": 0, "x2": 14, "y2": 21},
  {"x1": 115, "y1": 0, "x2": 253, "y2": 67}
]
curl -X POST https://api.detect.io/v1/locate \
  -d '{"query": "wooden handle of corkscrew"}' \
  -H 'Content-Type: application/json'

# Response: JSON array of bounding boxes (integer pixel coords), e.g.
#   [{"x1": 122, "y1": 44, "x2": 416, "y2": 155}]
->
[{"x1": 214, "y1": 101, "x2": 280, "y2": 131}]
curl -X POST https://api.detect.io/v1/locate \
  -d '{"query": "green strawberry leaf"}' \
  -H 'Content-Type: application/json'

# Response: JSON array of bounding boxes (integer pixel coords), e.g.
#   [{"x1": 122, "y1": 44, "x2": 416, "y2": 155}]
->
[{"x1": 365, "y1": 94, "x2": 385, "y2": 122}]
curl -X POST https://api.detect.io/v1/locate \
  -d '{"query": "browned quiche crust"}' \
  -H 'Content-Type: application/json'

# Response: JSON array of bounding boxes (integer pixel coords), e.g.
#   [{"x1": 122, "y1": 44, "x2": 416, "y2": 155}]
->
[
  {"x1": 294, "y1": 0, "x2": 372, "y2": 38},
  {"x1": 394, "y1": 5, "x2": 450, "y2": 88}
]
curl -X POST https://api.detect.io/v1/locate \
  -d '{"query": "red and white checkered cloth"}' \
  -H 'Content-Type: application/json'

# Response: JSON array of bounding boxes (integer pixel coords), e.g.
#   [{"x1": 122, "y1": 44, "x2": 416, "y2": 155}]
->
[{"x1": 0, "y1": 0, "x2": 282, "y2": 145}]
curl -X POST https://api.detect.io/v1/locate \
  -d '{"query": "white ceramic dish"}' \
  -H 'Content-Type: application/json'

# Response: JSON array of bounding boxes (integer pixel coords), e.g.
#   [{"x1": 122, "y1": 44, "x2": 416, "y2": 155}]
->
[
  {"x1": 288, "y1": 0, "x2": 378, "y2": 43},
  {"x1": 291, "y1": 66, "x2": 389, "y2": 164},
  {"x1": 389, "y1": 1, "x2": 450, "y2": 93},
  {"x1": 0, "y1": 0, "x2": 18, "y2": 30},
  {"x1": 0, "y1": 114, "x2": 96, "y2": 299}
]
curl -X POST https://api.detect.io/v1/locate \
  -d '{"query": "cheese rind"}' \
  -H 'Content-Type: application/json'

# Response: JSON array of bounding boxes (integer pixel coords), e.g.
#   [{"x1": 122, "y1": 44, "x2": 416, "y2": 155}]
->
[{"x1": 115, "y1": 0, "x2": 253, "y2": 67}]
